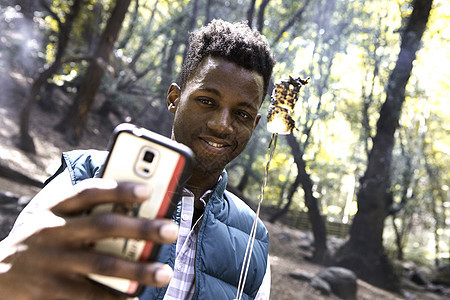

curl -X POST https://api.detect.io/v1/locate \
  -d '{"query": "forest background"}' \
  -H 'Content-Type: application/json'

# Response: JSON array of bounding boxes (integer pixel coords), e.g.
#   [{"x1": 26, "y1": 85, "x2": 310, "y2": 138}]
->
[{"x1": 0, "y1": 0, "x2": 448, "y2": 298}]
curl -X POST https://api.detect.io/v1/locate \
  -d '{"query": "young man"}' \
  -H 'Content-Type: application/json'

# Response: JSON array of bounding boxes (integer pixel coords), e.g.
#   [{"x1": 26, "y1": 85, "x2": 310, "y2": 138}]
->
[{"x1": 0, "y1": 19, "x2": 275, "y2": 299}]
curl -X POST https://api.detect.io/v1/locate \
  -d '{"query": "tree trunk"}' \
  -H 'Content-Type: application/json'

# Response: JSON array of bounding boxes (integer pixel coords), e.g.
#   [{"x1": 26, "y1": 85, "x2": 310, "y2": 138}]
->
[
  {"x1": 246, "y1": 0, "x2": 257, "y2": 27},
  {"x1": 17, "y1": 0, "x2": 82, "y2": 153},
  {"x1": 58, "y1": 0, "x2": 132, "y2": 144},
  {"x1": 333, "y1": 0, "x2": 433, "y2": 291},
  {"x1": 204, "y1": 0, "x2": 212, "y2": 24},
  {"x1": 424, "y1": 144, "x2": 443, "y2": 267},
  {"x1": 236, "y1": 141, "x2": 258, "y2": 192},
  {"x1": 117, "y1": 0, "x2": 140, "y2": 50},
  {"x1": 188, "y1": 0, "x2": 200, "y2": 32},
  {"x1": 391, "y1": 216, "x2": 404, "y2": 260},
  {"x1": 272, "y1": 0, "x2": 312, "y2": 44},
  {"x1": 388, "y1": 130, "x2": 417, "y2": 261},
  {"x1": 286, "y1": 133, "x2": 329, "y2": 264},
  {"x1": 256, "y1": 0, "x2": 270, "y2": 33},
  {"x1": 269, "y1": 171, "x2": 300, "y2": 224},
  {"x1": 181, "y1": 0, "x2": 200, "y2": 63}
]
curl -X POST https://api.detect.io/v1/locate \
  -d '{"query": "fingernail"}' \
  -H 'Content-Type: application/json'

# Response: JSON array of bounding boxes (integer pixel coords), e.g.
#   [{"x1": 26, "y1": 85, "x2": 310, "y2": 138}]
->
[
  {"x1": 133, "y1": 184, "x2": 151, "y2": 198},
  {"x1": 155, "y1": 265, "x2": 173, "y2": 284},
  {"x1": 159, "y1": 223, "x2": 179, "y2": 240}
]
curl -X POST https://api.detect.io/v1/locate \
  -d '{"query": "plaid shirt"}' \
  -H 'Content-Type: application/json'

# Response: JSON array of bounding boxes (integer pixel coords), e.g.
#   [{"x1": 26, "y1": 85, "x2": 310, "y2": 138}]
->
[
  {"x1": 163, "y1": 189, "x2": 207, "y2": 299},
  {"x1": 163, "y1": 189, "x2": 270, "y2": 300}
]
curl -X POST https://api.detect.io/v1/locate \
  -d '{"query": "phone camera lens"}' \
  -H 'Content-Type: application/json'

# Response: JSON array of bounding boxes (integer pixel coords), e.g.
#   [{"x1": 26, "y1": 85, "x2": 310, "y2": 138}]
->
[{"x1": 143, "y1": 151, "x2": 155, "y2": 163}]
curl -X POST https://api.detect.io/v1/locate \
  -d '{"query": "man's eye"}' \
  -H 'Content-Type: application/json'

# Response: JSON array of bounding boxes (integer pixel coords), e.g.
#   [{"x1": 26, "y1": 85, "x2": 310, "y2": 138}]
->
[
  {"x1": 237, "y1": 110, "x2": 251, "y2": 120},
  {"x1": 198, "y1": 98, "x2": 213, "y2": 105}
]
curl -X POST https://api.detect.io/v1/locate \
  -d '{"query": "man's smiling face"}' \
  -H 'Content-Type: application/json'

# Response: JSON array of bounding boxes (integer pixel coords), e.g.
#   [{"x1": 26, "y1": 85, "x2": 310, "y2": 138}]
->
[{"x1": 168, "y1": 56, "x2": 264, "y2": 177}]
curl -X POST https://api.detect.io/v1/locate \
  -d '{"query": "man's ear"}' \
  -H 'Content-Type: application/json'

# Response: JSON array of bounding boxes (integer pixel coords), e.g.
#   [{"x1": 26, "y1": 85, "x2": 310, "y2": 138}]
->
[
  {"x1": 253, "y1": 113, "x2": 261, "y2": 130},
  {"x1": 167, "y1": 83, "x2": 181, "y2": 113}
]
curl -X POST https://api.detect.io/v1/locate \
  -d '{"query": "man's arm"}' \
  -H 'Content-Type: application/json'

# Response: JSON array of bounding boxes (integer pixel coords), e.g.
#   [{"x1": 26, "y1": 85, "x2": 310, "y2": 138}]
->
[{"x1": 0, "y1": 169, "x2": 178, "y2": 299}]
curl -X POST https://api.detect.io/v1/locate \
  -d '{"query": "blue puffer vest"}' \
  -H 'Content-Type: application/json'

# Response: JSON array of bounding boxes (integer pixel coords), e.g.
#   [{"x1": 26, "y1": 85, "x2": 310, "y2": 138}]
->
[{"x1": 51, "y1": 150, "x2": 269, "y2": 300}]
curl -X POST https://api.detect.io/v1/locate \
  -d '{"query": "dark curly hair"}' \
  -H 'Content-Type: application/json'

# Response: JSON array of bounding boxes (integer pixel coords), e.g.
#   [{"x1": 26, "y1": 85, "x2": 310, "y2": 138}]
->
[{"x1": 180, "y1": 19, "x2": 275, "y2": 100}]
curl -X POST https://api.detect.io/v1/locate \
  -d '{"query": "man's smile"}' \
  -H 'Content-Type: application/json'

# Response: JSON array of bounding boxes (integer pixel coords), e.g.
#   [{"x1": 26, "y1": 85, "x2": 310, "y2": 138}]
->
[
  {"x1": 199, "y1": 136, "x2": 231, "y2": 150},
  {"x1": 206, "y1": 140, "x2": 225, "y2": 148}
]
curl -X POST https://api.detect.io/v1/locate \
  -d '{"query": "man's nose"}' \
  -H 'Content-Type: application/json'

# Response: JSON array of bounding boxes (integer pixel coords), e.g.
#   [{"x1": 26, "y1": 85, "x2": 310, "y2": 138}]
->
[{"x1": 207, "y1": 109, "x2": 233, "y2": 135}]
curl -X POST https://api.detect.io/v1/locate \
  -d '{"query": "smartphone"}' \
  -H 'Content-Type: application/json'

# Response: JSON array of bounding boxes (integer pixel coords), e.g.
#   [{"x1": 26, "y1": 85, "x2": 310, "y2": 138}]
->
[{"x1": 87, "y1": 123, "x2": 193, "y2": 297}]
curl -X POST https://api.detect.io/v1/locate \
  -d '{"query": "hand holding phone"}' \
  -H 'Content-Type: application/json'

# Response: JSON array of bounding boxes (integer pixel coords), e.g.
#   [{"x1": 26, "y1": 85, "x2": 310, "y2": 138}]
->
[
  {"x1": 0, "y1": 170, "x2": 179, "y2": 299},
  {"x1": 88, "y1": 123, "x2": 193, "y2": 296}
]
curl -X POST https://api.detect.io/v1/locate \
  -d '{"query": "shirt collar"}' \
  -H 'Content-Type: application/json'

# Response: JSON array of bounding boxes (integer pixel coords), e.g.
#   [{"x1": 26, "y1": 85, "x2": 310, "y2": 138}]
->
[{"x1": 182, "y1": 173, "x2": 223, "y2": 209}]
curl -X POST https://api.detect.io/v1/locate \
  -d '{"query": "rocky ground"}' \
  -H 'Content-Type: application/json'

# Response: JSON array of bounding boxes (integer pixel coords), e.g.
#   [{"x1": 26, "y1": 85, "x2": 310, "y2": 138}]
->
[{"x1": 0, "y1": 70, "x2": 448, "y2": 299}]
